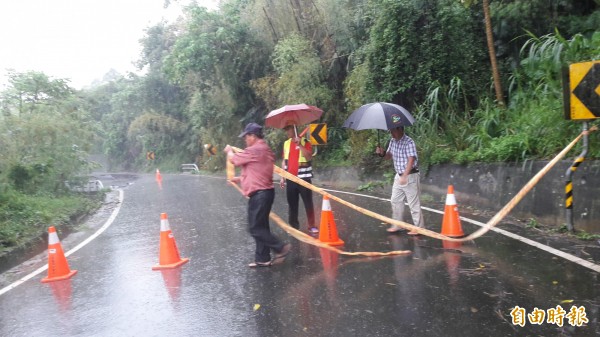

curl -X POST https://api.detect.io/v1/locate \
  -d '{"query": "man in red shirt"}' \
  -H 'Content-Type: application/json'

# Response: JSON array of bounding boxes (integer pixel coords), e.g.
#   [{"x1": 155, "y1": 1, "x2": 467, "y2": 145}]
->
[{"x1": 225, "y1": 123, "x2": 291, "y2": 267}]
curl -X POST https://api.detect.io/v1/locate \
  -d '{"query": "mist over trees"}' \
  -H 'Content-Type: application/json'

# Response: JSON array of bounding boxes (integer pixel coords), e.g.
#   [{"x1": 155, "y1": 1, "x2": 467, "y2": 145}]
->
[
  {"x1": 2, "y1": 0, "x2": 599, "y2": 187},
  {"x1": 0, "y1": 0, "x2": 598, "y2": 251}
]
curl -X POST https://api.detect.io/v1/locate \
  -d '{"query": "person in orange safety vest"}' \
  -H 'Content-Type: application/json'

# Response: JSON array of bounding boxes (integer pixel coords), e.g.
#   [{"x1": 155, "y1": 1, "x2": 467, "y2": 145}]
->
[{"x1": 279, "y1": 123, "x2": 318, "y2": 234}]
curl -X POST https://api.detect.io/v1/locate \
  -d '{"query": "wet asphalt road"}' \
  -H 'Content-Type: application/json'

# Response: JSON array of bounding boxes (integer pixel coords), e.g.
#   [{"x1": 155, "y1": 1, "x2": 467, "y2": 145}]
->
[{"x1": 0, "y1": 173, "x2": 599, "y2": 337}]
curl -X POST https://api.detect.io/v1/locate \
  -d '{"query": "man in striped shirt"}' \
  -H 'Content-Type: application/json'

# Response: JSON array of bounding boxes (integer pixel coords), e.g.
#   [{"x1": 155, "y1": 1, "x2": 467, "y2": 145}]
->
[
  {"x1": 376, "y1": 126, "x2": 425, "y2": 235},
  {"x1": 280, "y1": 123, "x2": 318, "y2": 234}
]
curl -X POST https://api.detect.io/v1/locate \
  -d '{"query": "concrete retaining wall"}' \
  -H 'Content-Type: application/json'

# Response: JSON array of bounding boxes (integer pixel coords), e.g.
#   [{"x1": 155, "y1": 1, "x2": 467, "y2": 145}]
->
[{"x1": 314, "y1": 160, "x2": 600, "y2": 233}]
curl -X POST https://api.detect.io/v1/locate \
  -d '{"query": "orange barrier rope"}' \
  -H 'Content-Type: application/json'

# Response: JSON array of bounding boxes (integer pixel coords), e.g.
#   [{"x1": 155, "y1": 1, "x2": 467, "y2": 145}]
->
[
  {"x1": 225, "y1": 157, "x2": 411, "y2": 257},
  {"x1": 229, "y1": 126, "x2": 596, "y2": 243},
  {"x1": 462, "y1": 126, "x2": 596, "y2": 241}
]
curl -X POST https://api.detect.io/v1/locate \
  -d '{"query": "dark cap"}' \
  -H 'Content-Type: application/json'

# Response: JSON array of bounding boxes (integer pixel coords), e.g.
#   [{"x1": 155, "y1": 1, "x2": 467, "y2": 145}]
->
[{"x1": 238, "y1": 122, "x2": 263, "y2": 138}]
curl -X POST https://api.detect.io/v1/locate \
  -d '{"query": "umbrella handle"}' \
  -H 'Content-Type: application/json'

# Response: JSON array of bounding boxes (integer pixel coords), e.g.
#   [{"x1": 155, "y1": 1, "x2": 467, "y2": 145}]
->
[
  {"x1": 377, "y1": 130, "x2": 385, "y2": 157},
  {"x1": 299, "y1": 126, "x2": 309, "y2": 138}
]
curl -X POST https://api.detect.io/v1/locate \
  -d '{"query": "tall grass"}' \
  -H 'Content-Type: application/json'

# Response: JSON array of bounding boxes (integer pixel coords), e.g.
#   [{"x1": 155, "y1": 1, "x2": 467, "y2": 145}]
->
[
  {"x1": 409, "y1": 31, "x2": 600, "y2": 170},
  {"x1": 0, "y1": 188, "x2": 103, "y2": 255}
]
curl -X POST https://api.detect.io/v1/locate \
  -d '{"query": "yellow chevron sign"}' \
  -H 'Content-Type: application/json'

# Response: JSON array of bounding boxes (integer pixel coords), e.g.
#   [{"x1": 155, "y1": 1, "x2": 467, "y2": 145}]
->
[
  {"x1": 565, "y1": 60, "x2": 600, "y2": 120},
  {"x1": 309, "y1": 123, "x2": 327, "y2": 145}
]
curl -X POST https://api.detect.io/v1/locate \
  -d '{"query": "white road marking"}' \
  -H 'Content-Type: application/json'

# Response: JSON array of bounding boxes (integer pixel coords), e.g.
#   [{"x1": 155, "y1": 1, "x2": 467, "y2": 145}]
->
[
  {"x1": 0, "y1": 189, "x2": 124, "y2": 296},
  {"x1": 2, "y1": 182, "x2": 597, "y2": 298},
  {"x1": 323, "y1": 188, "x2": 600, "y2": 273}
]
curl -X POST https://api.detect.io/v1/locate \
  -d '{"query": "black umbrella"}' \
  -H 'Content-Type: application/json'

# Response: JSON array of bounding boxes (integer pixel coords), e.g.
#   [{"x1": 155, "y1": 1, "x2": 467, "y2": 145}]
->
[
  {"x1": 342, "y1": 102, "x2": 415, "y2": 153},
  {"x1": 342, "y1": 102, "x2": 415, "y2": 130}
]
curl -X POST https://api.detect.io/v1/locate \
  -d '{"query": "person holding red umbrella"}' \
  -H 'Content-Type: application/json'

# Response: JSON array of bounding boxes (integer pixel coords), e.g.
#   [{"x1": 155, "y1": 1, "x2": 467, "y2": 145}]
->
[{"x1": 279, "y1": 121, "x2": 318, "y2": 234}]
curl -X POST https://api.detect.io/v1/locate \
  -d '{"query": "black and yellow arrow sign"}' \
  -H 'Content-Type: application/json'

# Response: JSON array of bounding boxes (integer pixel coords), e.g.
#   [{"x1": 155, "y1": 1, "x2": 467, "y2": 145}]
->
[
  {"x1": 565, "y1": 60, "x2": 600, "y2": 120},
  {"x1": 204, "y1": 144, "x2": 217, "y2": 156},
  {"x1": 309, "y1": 123, "x2": 327, "y2": 145}
]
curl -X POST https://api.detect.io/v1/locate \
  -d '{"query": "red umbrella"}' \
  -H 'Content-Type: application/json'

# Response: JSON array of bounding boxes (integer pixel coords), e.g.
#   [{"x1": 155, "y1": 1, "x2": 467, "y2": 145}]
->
[{"x1": 265, "y1": 104, "x2": 323, "y2": 129}]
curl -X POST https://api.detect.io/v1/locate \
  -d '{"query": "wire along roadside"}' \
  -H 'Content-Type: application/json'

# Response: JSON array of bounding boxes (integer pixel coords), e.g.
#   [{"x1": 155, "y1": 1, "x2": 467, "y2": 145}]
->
[{"x1": 228, "y1": 126, "x2": 596, "y2": 245}]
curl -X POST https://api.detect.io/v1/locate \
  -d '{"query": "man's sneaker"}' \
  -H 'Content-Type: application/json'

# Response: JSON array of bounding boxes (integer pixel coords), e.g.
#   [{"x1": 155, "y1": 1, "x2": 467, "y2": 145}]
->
[
  {"x1": 309, "y1": 227, "x2": 319, "y2": 234},
  {"x1": 248, "y1": 261, "x2": 272, "y2": 268}
]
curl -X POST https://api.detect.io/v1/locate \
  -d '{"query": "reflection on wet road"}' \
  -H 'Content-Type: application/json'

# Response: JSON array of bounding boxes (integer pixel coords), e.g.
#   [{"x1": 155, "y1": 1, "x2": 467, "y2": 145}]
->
[{"x1": 0, "y1": 173, "x2": 598, "y2": 336}]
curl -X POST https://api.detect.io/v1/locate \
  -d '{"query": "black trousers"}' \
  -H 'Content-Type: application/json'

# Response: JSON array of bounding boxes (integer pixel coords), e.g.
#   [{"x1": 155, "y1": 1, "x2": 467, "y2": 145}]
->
[
  {"x1": 286, "y1": 179, "x2": 315, "y2": 229},
  {"x1": 248, "y1": 189, "x2": 284, "y2": 263}
]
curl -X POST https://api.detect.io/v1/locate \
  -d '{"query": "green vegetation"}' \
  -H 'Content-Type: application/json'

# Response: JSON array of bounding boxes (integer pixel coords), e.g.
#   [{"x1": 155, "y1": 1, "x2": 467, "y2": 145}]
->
[
  {"x1": 525, "y1": 218, "x2": 540, "y2": 229},
  {"x1": 0, "y1": 189, "x2": 104, "y2": 255},
  {"x1": 1, "y1": 0, "x2": 599, "y2": 253},
  {"x1": 548, "y1": 224, "x2": 600, "y2": 240},
  {"x1": 357, "y1": 181, "x2": 385, "y2": 192},
  {"x1": 574, "y1": 231, "x2": 600, "y2": 241},
  {"x1": 0, "y1": 70, "x2": 105, "y2": 257}
]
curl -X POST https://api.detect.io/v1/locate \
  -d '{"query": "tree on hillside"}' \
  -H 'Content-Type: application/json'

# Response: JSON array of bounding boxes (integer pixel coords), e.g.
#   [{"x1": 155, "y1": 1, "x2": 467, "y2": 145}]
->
[
  {"x1": 162, "y1": 3, "x2": 271, "y2": 156},
  {"x1": 482, "y1": 0, "x2": 505, "y2": 106},
  {"x1": 460, "y1": 0, "x2": 505, "y2": 107},
  {"x1": 1, "y1": 70, "x2": 75, "y2": 115},
  {"x1": 84, "y1": 21, "x2": 192, "y2": 170},
  {"x1": 365, "y1": 0, "x2": 489, "y2": 108},
  {"x1": 78, "y1": 0, "x2": 600, "y2": 172},
  {"x1": 253, "y1": 34, "x2": 333, "y2": 114},
  {"x1": 83, "y1": 76, "x2": 148, "y2": 170},
  {"x1": 240, "y1": 0, "x2": 356, "y2": 115},
  {"x1": 126, "y1": 112, "x2": 188, "y2": 165},
  {"x1": 0, "y1": 71, "x2": 95, "y2": 193},
  {"x1": 467, "y1": 0, "x2": 600, "y2": 107}
]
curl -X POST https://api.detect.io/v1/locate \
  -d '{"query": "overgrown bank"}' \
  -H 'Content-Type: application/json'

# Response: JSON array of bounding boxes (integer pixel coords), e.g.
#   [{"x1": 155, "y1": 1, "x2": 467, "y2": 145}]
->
[{"x1": 0, "y1": 190, "x2": 105, "y2": 266}]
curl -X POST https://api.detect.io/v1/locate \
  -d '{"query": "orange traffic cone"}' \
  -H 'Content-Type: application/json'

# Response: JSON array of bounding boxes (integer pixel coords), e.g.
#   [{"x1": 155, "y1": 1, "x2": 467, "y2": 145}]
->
[
  {"x1": 41, "y1": 226, "x2": 77, "y2": 283},
  {"x1": 318, "y1": 195, "x2": 344, "y2": 246},
  {"x1": 156, "y1": 168, "x2": 163, "y2": 189},
  {"x1": 152, "y1": 213, "x2": 189, "y2": 270},
  {"x1": 441, "y1": 185, "x2": 465, "y2": 237}
]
